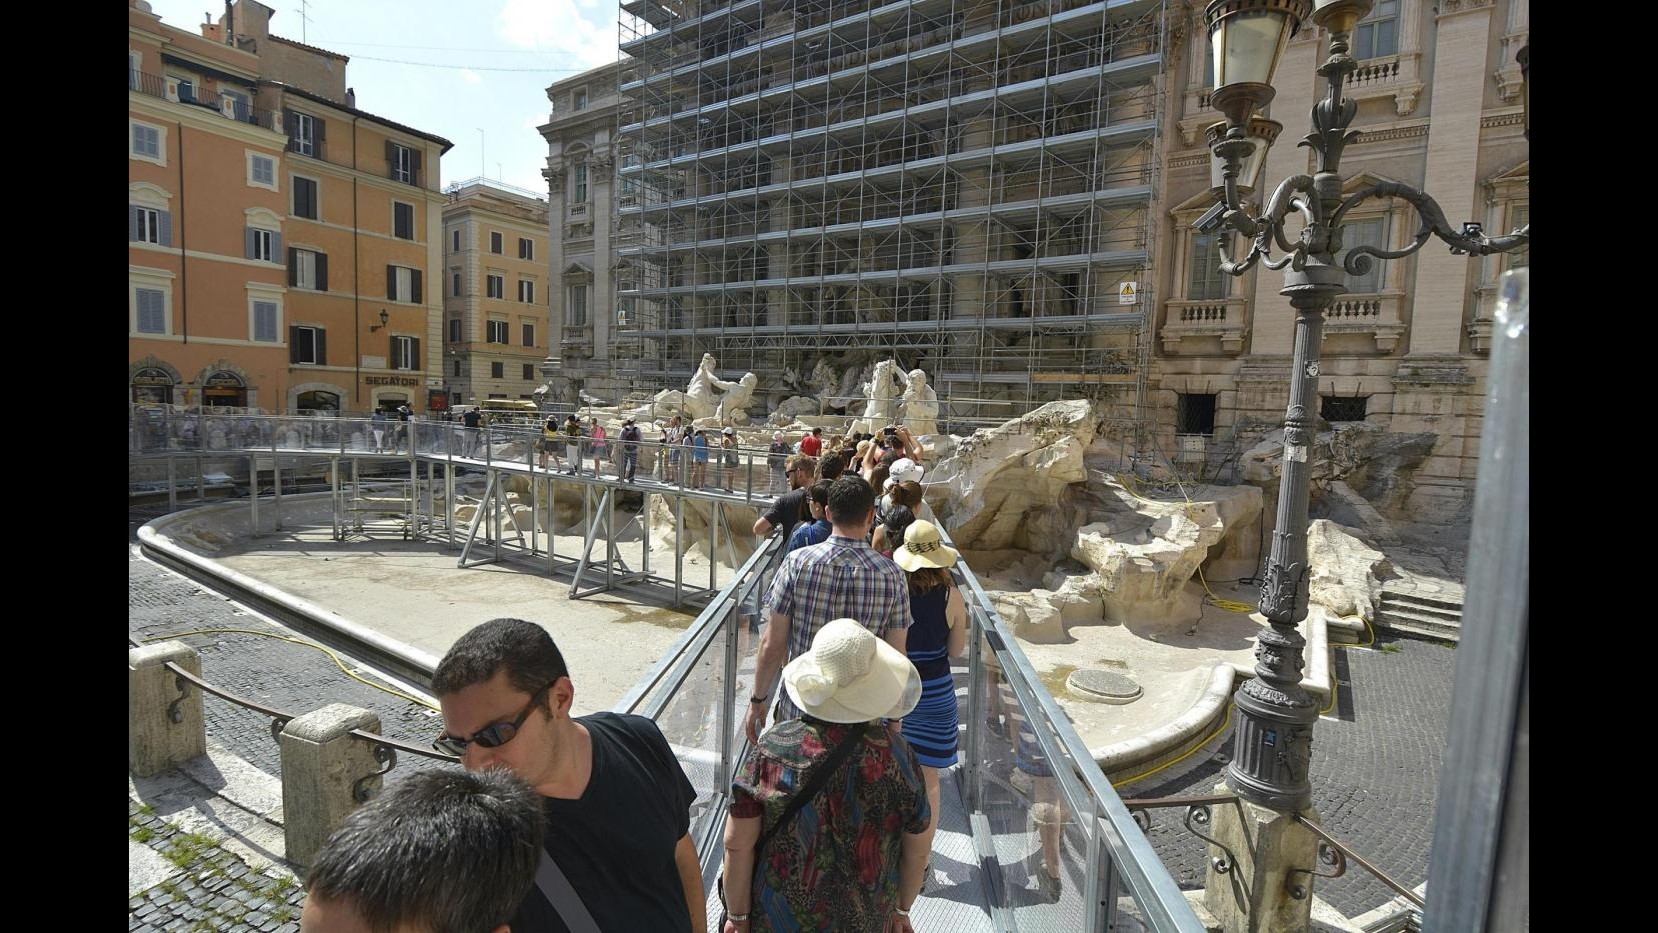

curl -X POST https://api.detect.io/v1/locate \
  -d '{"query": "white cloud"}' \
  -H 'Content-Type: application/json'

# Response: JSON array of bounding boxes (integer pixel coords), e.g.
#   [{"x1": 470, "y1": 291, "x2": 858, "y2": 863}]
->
[
  {"x1": 461, "y1": 69, "x2": 483, "y2": 85},
  {"x1": 496, "y1": 0, "x2": 619, "y2": 72}
]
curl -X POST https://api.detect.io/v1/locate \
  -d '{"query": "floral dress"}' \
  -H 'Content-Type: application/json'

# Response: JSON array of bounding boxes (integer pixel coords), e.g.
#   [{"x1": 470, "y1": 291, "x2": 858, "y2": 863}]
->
[{"x1": 731, "y1": 718, "x2": 930, "y2": 932}]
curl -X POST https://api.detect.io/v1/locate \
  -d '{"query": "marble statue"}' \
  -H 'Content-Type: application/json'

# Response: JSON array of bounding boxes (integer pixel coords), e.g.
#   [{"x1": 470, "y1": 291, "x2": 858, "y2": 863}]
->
[
  {"x1": 901, "y1": 368, "x2": 939, "y2": 436},
  {"x1": 651, "y1": 353, "x2": 723, "y2": 421},
  {"x1": 714, "y1": 372, "x2": 760, "y2": 425},
  {"x1": 855, "y1": 359, "x2": 906, "y2": 432}
]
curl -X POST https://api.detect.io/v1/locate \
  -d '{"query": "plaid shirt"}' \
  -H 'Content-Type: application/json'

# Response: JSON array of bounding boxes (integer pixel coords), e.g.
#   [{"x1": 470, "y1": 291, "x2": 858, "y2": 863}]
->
[{"x1": 765, "y1": 534, "x2": 913, "y2": 721}]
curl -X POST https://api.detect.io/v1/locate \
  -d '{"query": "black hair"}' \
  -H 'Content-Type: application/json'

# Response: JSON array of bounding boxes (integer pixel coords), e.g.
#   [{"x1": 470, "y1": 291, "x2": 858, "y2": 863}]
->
[
  {"x1": 432, "y1": 618, "x2": 570, "y2": 708},
  {"x1": 807, "y1": 480, "x2": 832, "y2": 508},
  {"x1": 306, "y1": 768, "x2": 545, "y2": 933},
  {"x1": 826, "y1": 475, "x2": 875, "y2": 528},
  {"x1": 883, "y1": 504, "x2": 916, "y2": 544}
]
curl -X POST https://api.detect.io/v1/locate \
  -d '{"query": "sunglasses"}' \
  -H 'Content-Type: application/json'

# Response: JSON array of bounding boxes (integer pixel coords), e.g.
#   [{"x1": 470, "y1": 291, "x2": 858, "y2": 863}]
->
[{"x1": 433, "y1": 682, "x2": 557, "y2": 757}]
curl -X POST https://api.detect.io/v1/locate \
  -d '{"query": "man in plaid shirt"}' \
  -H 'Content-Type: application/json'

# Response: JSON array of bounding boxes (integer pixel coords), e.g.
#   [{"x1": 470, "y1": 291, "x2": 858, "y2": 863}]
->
[{"x1": 745, "y1": 475, "x2": 913, "y2": 741}]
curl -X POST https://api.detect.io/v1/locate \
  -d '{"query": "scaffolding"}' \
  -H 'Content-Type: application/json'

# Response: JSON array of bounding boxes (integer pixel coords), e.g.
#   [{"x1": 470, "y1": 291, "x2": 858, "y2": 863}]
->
[{"x1": 613, "y1": 0, "x2": 1165, "y2": 426}]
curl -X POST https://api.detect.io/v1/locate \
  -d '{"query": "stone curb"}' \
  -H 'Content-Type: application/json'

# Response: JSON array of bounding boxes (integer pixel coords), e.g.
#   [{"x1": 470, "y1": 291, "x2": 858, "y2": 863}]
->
[{"x1": 137, "y1": 494, "x2": 441, "y2": 680}]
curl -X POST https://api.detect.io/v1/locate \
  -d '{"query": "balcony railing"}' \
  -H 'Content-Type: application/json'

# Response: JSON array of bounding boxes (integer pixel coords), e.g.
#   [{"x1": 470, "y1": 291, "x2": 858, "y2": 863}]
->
[
  {"x1": 129, "y1": 69, "x2": 281, "y2": 133},
  {"x1": 1161, "y1": 297, "x2": 1247, "y2": 354},
  {"x1": 1322, "y1": 292, "x2": 1406, "y2": 353}
]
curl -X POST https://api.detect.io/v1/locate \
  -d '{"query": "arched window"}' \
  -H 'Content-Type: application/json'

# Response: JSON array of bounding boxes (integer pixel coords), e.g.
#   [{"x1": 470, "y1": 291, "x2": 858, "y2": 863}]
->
[
  {"x1": 131, "y1": 367, "x2": 175, "y2": 405},
  {"x1": 297, "y1": 390, "x2": 340, "y2": 413}
]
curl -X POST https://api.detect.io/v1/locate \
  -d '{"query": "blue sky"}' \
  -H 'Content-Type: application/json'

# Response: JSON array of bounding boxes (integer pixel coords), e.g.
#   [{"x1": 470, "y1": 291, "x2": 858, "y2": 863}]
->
[{"x1": 142, "y1": 0, "x2": 620, "y2": 195}]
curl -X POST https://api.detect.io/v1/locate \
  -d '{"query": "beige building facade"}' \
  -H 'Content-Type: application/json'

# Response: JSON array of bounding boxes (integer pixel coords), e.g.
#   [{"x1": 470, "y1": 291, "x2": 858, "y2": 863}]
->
[
  {"x1": 538, "y1": 64, "x2": 629, "y2": 404},
  {"x1": 440, "y1": 180, "x2": 553, "y2": 407},
  {"x1": 1152, "y1": 0, "x2": 1528, "y2": 525},
  {"x1": 128, "y1": 0, "x2": 451, "y2": 415}
]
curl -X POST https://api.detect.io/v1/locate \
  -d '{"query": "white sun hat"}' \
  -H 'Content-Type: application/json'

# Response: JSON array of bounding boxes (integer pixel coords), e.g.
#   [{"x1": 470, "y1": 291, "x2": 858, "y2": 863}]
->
[
  {"x1": 782, "y1": 618, "x2": 922, "y2": 724},
  {"x1": 888, "y1": 457, "x2": 924, "y2": 485}
]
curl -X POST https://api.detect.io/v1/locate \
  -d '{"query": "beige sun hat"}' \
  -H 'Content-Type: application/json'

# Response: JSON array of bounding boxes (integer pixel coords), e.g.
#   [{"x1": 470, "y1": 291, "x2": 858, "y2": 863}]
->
[
  {"x1": 893, "y1": 519, "x2": 959, "y2": 572},
  {"x1": 782, "y1": 618, "x2": 922, "y2": 724}
]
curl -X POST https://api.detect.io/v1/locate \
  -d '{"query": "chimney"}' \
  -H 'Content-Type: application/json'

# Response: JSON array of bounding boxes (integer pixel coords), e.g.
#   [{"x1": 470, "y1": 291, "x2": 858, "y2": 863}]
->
[{"x1": 345, "y1": 87, "x2": 356, "y2": 108}]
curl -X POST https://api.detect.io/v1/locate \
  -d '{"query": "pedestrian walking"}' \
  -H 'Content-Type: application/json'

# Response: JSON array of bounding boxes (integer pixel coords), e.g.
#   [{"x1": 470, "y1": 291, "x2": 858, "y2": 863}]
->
[{"x1": 621, "y1": 417, "x2": 642, "y2": 482}]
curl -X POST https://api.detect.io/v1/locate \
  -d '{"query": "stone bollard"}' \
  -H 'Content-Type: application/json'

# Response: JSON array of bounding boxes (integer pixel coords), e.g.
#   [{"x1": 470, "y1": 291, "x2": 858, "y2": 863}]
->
[
  {"x1": 1203, "y1": 784, "x2": 1321, "y2": 933},
  {"x1": 128, "y1": 641, "x2": 207, "y2": 777},
  {"x1": 279, "y1": 704, "x2": 384, "y2": 867}
]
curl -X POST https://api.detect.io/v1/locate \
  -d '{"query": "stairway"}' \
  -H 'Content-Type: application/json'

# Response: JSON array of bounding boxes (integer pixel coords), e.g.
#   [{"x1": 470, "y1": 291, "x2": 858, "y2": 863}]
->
[{"x1": 1374, "y1": 587, "x2": 1463, "y2": 643}]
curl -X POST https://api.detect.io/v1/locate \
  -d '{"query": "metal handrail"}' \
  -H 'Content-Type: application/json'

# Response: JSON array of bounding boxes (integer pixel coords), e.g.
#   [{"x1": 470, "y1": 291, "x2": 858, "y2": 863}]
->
[{"x1": 1294, "y1": 814, "x2": 1426, "y2": 910}]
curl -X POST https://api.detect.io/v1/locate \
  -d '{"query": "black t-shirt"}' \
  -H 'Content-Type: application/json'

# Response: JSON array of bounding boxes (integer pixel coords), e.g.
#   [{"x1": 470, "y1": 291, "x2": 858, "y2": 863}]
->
[
  {"x1": 762, "y1": 488, "x2": 809, "y2": 543},
  {"x1": 462, "y1": 410, "x2": 481, "y2": 428},
  {"x1": 512, "y1": 712, "x2": 695, "y2": 933}
]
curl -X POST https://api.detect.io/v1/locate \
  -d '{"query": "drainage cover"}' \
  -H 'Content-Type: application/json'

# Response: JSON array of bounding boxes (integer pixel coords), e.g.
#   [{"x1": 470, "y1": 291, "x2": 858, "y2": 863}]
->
[{"x1": 1066, "y1": 669, "x2": 1142, "y2": 704}]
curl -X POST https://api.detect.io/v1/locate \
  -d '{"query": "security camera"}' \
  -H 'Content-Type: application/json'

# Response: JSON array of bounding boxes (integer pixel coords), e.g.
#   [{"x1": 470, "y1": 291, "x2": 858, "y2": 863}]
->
[
  {"x1": 1195, "y1": 202, "x2": 1228, "y2": 235},
  {"x1": 1461, "y1": 221, "x2": 1484, "y2": 238}
]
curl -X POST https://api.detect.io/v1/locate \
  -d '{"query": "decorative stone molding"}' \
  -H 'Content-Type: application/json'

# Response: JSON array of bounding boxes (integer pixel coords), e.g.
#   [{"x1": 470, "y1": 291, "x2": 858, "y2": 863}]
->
[
  {"x1": 1163, "y1": 297, "x2": 1249, "y2": 354},
  {"x1": 1391, "y1": 359, "x2": 1474, "y2": 387},
  {"x1": 1438, "y1": 0, "x2": 1494, "y2": 17},
  {"x1": 1348, "y1": 121, "x2": 1430, "y2": 146},
  {"x1": 1494, "y1": 31, "x2": 1528, "y2": 102},
  {"x1": 129, "y1": 355, "x2": 182, "y2": 384},
  {"x1": 287, "y1": 381, "x2": 347, "y2": 411},
  {"x1": 1322, "y1": 292, "x2": 1407, "y2": 353}
]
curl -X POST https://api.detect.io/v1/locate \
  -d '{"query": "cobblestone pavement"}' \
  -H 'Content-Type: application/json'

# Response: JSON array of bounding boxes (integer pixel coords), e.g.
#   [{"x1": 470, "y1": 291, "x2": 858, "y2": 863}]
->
[
  {"x1": 1129, "y1": 632, "x2": 1455, "y2": 918},
  {"x1": 128, "y1": 545, "x2": 448, "y2": 930}
]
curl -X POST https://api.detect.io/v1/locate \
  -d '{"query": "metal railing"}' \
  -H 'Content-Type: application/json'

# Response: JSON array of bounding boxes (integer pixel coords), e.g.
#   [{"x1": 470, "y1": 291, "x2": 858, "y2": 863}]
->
[{"x1": 129, "y1": 70, "x2": 282, "y2": 132}]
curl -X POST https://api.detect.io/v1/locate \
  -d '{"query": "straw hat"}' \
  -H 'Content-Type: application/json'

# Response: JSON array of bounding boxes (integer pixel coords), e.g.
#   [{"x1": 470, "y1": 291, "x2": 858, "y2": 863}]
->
[
  {"x1": 782, "y1": 619, "x2": 921, "y2": 724},
  {"x1": 893, "y1": 519, "x2": 959, "y2": 572}
]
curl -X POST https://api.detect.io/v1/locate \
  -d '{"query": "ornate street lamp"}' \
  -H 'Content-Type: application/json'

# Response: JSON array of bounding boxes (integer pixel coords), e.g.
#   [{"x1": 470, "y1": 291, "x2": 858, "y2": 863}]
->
[{"x1": 1201, "y1": 0, "x2": 1529, "y2": 811}]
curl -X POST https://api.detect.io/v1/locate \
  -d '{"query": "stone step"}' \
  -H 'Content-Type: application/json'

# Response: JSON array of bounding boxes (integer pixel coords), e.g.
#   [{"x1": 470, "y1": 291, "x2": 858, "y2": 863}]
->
[
  {"x1": 1373, "y1": 605, "x2": 1461, "y2": 643},
  {"x1": 1380, "y1": 588, "x2": 1464, "y2": 615},
  {"x1": 1378, "y1": 594, "x2": 1462, "y2": 624}
]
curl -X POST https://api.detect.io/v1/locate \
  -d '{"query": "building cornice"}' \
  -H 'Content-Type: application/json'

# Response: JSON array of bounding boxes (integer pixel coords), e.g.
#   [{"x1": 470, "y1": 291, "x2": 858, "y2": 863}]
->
[{"x1": 128, "y1": 92, "x2": 286, "y2": 148}]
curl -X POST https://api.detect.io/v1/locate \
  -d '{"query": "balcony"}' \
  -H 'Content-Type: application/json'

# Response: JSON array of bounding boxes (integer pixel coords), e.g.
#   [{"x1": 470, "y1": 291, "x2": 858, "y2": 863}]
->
[
  {"x1": 129, "y1": 70, "x2": 281, "y2": 132},
  {"x1": 1322, "y1": 292, "x2": 1406, "y2": 353},
  {"x1": 1161, "y1": 297, "x2": 1246, "y2": 354}
]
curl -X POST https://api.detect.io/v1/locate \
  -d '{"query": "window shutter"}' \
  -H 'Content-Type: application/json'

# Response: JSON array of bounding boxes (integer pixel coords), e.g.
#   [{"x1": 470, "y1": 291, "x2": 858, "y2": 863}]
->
[
  {"x1": 314, "y1": 117, "x2": 326, "y2": 157},
  {"x1": 390, "y1": 334, "x2": 398, "y2": 363},
  {"x1": 289, "y1": 325, "x2": 302, "y2": 364},
  {"x1": 411, "y1": 270, "x2": 423, "y2": 304},
  {"x1": 411, "y1": 338, "x2": 420, "y2": 369},
  {"x1": 158, "y1": 211, "x2": 172, "y2": 247},
  {"x1": 410, "y1": 149, "x2": 422, "y2": 184},
  {"x1": 387, "y1": 265, "x2": 397, "y2": 301},
  {"x1": 246, "y1": 227, "x2": 257, "y2": 260},
  {"x1": 288, "y1": 247, "x2": 299, "y2": 286},
  {"x1": 316, "y1": 328, "x2": 327, "y2": 365},
  {"x1": 316, "y1": 253, "x2": 329, "y2": 291},
  {"x1": 385, "y1": 139, "x2": 396, "y2": 178},
  {"x1": 284, "y1": 111, "x2": 297, "y2": 151},
  {"x1": 129, "y1": 206, "x2": 140, "y2": 242},
  {"x1": 271, "y1": 232, "x2": 283, "y2": 259}
]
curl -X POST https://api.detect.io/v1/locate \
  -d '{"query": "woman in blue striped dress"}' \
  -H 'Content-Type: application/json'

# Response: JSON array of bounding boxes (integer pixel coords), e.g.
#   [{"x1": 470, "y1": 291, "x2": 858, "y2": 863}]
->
[{"x1": 891, "y1": 519, "x2": 969, "y2": 863}]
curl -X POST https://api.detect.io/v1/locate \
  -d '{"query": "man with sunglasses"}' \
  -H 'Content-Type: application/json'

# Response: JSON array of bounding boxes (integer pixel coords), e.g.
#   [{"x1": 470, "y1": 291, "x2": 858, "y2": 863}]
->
[{"x1": 432, "y1": 618, "x2": 703, "y2": 933}]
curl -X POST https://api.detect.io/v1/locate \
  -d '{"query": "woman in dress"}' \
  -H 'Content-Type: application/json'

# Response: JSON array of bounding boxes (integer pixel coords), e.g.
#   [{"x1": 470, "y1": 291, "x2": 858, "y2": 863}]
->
[{"x1": 890, "y1": 519, "x2": 969, "y2": 876}]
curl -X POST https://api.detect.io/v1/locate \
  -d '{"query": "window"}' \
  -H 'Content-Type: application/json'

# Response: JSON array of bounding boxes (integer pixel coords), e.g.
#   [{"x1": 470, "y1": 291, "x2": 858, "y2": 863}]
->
[
  {"x1": 134, "y1": 287, "x2": 167, "y2": 334},
  {"x1": 491, "y1": 362, "x2": 505, "y2": 379},
  {"x1": 1176, "y1": 393, "x2": 1218, "y2": 436},
  {"x1": 487, "y1": 274, "x2": 505, "y2": 299},
  {"x1": 574, "y1": 88, "x2": 588, "y2": 110},
  {"x1": 290, "y1": 248, "x2": 328, "y2": 290},
  {"x1": 248, "y1": 153, "x2": 276, "y2": 189},
  {"x1": 448, "y1": 318, "x2": 462, "y2": 343},
  {"x1": 129, "y1": 206, "x2": 171, "y2": 245},
  {"x1": 487, "y1": 320, "x2": 509, "y2": 344},
  {"x1": 491, "y1": 231, "x2": 503, "y2": 254},
  {"x1": 290, "y1": 112, "x2": 317, "y2": 157},
  {"x1": 1339, "y1": 218, "x2": 1387, "y2": 293},
  {"x1": 246, "y1": 227, "x2": 278, "y2": 262},
  {"x1": 290, "y1": 325, "x2": 326, "y2": 364},
  {"x1": 522, "y1": 364, "x2": 535, "y2": 380},
  {"x1": 387, "y1": 265, "x2": 423, "y2": 303},
  {"x1": 451, "y1": 270, "x2": 462, "y2": 297},
  {"x1": 522, "y1": 322, "x2": 535, "y2": 347},
  {"x1": 388, "y1": 142, "x2": 416, "y2": 184},
  {"x1": 1188, "y1": 233, "x2": 1228, "y2": 300},
  {"x1": 393, "y1": 201, "x2": 415, "y2": 240},
  {"x1": 1509, "y1": 205, "x2": 1529, "y2": 269},
  {"x1": 518, "y1": 279, "x2": 535, "y2": 303},
  {"x1": 391, "y1": 335, "x2": 419, "y2": 370},
  {"x1": 1354, "y1": 0, "x2": 1398, "y2": 60},
  {"x1": 252, "y1": 300, "x2": 279, "y2": 342},
  {"x1": 573, "y1": 164, "x2": 588, "y2": 204},
  {"x1": 567, "y1": 284, "x2": 589, "y2": 326},
  {"x1": 131, "y1": 122, "x2": 162, "y2": 162},
  {"x1": 453, "y1": 229, "x2": 461, "y2": 251},
  {"x1": 221, "y1": 89, "x2": 250, "y2": 123},
  {"x1": 1321, "y1": 396, "x2": 1368, "y2": 423},
  {"x1": 518, "y1": 237, "x2": 534, "y2": 260},
  {"x1": 293, "y1": 176, "x2": 319, "y2": 220},
  {"x1": 453, "y1": 360, "x2": 462, "y2": 377}
]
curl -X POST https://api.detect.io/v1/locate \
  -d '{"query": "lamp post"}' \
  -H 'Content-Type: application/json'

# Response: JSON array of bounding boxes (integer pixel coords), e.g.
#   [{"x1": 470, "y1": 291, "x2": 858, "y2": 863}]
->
[{"x1": 1200, "y1": 0, "x2": 1529, "y2": 813}]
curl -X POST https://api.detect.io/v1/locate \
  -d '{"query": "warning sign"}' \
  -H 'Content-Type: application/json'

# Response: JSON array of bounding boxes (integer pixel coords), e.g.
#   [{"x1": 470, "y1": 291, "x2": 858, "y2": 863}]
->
[{"x1": 1118, "y1": 281, "x2": 1138, "y2": 305}]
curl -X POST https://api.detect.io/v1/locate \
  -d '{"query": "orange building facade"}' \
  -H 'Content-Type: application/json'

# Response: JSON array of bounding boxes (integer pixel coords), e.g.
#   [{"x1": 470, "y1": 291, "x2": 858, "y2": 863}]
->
[{"x1": 127, "y1": 0, "x2": 452, "y2": 415}]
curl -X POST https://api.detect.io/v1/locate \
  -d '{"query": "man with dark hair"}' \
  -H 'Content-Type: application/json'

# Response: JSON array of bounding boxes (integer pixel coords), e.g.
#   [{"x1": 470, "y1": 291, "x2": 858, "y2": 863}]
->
[
  {"x1": 300, "y1": 768, "x2": 544, "y2": 933},
  {"x1": 786, "y1": 481, "x2": 833, "y2": 553},
  {"x1": 432, "y1": 618, "x2": 703, "y2": 933},
  {"x1": 745, "y1": 475, "x2": 912, "y2": 742},
  {"x1": 817, "y1": 445, "x2": 845, "y2": 481},
  {"x1": 799, "y1": 426, "x2": 823, "y2": 458}
]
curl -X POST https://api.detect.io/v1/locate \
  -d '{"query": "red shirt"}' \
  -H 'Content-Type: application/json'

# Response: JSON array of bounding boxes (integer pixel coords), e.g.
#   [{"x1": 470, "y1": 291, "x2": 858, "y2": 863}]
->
[{"x1": 800, "y1": 434, "x2": 822, "y2": 457}]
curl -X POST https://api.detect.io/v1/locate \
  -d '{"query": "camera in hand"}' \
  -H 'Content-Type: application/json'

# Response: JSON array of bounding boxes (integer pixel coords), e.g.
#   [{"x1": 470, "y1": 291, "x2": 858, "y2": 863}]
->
[{"x1": 884, "y1": 426, "x2": 898, "y2": 437}]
